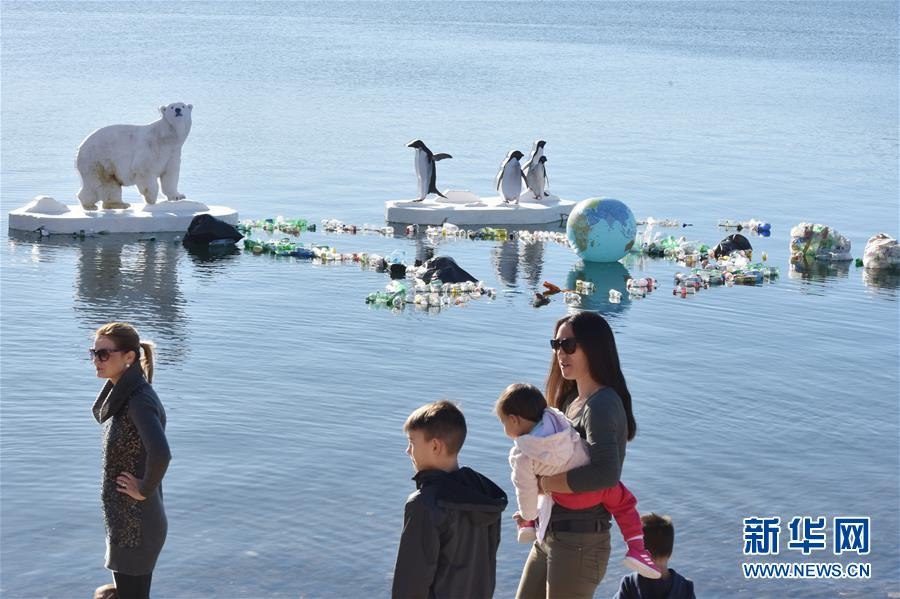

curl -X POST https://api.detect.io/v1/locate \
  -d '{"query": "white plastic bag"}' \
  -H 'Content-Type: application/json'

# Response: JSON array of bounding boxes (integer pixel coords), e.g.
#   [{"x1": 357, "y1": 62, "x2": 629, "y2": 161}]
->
[{"x1": 862, "y1": 233, "x2": 900, "y2": 270}]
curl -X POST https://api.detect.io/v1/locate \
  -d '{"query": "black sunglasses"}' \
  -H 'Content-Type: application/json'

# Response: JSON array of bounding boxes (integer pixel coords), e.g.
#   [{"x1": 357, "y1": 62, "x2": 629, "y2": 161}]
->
[
  {"x1": 549, "y1": 338, "x2": 578, "y2": 354},
  {"x1": 88, "y1": 348, "x2": 125, "y2": 362}
]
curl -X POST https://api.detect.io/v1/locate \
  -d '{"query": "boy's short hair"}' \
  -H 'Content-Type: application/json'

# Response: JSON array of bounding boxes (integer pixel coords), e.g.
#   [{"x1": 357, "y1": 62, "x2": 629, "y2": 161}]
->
[
  {"x1": 404, "y1": 400, "x2": 467, "y2": 455},
  {"x1": 642, "y1": 513, "x2": 675, "y2": 558},
  {"x1": 495, "y1": 383, "x2": 546, "y2": 422}
]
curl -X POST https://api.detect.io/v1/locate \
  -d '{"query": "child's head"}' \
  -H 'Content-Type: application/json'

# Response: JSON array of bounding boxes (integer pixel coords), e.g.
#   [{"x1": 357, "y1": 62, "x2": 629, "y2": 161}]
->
[
  {"x1": 495, "y1": 383, "x2": 547, "y2": 438},
  {"x1": 404, "y1": 400, "x2": 466, "y2": 472},
  {"x1": 642, "y1": 512, "x2": 675, "y2": 568}
]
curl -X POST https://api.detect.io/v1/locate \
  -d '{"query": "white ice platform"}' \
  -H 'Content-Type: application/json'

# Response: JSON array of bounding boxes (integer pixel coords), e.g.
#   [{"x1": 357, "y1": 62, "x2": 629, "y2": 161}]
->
[
  {"x1": 8, "y1": 196, "x2": 239, "y2": 235},
  {"x1": 385, "y1": 190, "x2": 576, "y2": 226}
]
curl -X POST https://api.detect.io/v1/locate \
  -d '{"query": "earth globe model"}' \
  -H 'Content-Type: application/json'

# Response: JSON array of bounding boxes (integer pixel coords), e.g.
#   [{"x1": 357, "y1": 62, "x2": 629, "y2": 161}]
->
[{"x1": 566, "y1": 197, "x2": 636, "y2": 263}]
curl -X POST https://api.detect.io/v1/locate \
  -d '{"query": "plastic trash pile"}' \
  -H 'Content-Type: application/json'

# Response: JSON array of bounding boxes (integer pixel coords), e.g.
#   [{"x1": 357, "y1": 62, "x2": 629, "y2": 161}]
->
[
  {"x1": 717, "y1": 219, "x2": 772, "y2": 235},
  {"x1": 418, "y1": 222, "x2": 570, "y2": 245},
  {"x1": 237, "y1": 217, "x2": 315, "y2": 236},
  {"x1": 243, "y1": 238, "x2": 399, "y2": 268},
  {"x1": 639, "y1": 233, "x2": 710, "y2": 264},
  {"x1": 517, "y1": 230, "x2": 570, "y2": 244},
  {"x1": 321, "y1": 219, "x2": 394, "y2": 236},
  {"x1": 862, "y1": 233, "x2": 900, "y2": 270},
  {"x1": 366, "y1": 256, "x2": 496, "y2": 312},
  {"x1": 671, "y1": 252, "x2": 779, "y2": 297},
  {"x1": 425, "y1": 223, "x2": 509, "y2": 241},
  {"x1": 636, "y1": 217, "x2": 690, "y2": 228},
  {"x1": 366, "y1": 279, "x2": 496, "y2": 310},
  {"x1": 243, "y1": 238, "x2": 316, "y2": 258},
  {"x1": 789, "y1": 223, "x2": 852, "y2": 261}
]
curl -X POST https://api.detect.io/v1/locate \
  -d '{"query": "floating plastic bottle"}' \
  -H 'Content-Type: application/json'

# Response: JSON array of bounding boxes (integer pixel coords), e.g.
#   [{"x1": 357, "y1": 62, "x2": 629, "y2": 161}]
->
[
  {"x1": 608, "y1": 289, "x2": 622, "y2": 303},
  {"x1": 638, "y1": 217, "x2": 682, "y2": 227},
  {"x1": 627, "y1": 286, "x2": 646, "y2": 299},
  {"x1": 564, "y1": 292, "x2": 582, "y2": 306},
  {"x1": 734, "y1": 270, "x2": 764, "y2": 285},
  {"x1": 575, "y1": 279, "x2": 596, "y2": 294},
  {"x1": 626, "y1": 277, "x2": 655, "y2": 290},
  {"x1": 718, "y1": 219, "x2": 772, "y2": 235}
]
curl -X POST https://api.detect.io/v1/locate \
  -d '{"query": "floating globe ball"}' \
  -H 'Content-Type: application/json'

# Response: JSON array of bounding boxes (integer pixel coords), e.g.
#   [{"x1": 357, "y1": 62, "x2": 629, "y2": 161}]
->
[{"x1": 566, "y1": 197, "x2": 637, "y2": 263}]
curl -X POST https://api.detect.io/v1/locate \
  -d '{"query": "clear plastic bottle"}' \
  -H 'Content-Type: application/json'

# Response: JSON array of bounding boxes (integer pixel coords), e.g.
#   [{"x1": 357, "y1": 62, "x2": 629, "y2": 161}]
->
[{"x1": 564, "y1": 292, "x2": 582, "y2": 306}]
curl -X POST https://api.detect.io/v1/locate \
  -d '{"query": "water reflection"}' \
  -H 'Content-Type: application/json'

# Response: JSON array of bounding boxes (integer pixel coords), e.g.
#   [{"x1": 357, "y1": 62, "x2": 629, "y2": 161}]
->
[
  {"x1": 491, "y1": 239, "x2": 546, "y2": 288},
  {"x1": 788, "y1": 258, "x2": 851, "y2": 282},
  {"x1": 566, "y1": 261, "x2": 632, "y2": 317},
  {"x1": 182, "y1": 241, "x2": 242, "y2": 279},
  {"x1": 8, "y1": 231, "x2": 192, "y2": 362},
  {"x1": 412, "y1": 236, "x2": 436, "y2": 265},
  {"x1": 862, "y1": 268, "x2": 900, "y2": 292}
]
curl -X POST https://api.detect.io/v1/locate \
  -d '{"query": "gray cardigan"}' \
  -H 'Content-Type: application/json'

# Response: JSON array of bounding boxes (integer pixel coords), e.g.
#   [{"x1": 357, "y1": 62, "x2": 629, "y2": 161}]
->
[
  {"x1": 551, "y1": 386, "x2": 627, "y2": 524},
  {"x1": 92, "y1": 363, "x2": 171, "y2": 575}
]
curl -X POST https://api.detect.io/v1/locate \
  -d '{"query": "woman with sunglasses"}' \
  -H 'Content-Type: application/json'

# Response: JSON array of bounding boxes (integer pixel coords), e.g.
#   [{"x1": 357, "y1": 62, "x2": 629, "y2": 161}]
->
[
  {"x1": 516, "y1": 311, "x2": 641, "y2": 599},
  {"x1": 90, "y1": 323, "x2": 170, "y2": 599}
]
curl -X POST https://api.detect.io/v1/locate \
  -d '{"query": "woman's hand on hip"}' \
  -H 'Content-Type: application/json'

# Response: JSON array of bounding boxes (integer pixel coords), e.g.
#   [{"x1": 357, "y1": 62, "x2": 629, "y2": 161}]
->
[{"x1": 116, "y1": 472, "x2": 146, "y2": 501}]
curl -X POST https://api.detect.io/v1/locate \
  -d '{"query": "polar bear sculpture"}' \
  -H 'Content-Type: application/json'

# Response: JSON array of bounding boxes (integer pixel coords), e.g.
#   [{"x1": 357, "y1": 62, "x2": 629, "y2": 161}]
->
[{"x1": 75, "y1": 102, "x2": 192, "y2": 210}]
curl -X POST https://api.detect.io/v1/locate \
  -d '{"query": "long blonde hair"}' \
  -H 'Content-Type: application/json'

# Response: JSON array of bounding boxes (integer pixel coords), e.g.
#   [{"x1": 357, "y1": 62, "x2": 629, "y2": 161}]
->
[{"x1": 95, "y1": 322, "x2": 155, "y2": 383}]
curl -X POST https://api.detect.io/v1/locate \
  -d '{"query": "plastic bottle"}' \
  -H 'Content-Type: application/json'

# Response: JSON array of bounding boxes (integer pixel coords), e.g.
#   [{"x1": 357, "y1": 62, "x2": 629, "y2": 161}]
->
[
  {"x1": 609, "y1": 289, "x2": 622, "y2": 303},
  {"x1": 564, "y1": 292, "x2": 582, "y2": 306}
]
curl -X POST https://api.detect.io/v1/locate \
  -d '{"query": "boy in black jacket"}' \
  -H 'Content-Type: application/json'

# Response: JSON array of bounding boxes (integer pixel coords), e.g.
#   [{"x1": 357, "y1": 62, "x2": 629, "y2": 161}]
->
[
  {"x1": 392, "y1": 400, "x2": 508, "y2": 599},
  {"x1": 614, "y1": 513, "x2": 696, "y2": 599}
]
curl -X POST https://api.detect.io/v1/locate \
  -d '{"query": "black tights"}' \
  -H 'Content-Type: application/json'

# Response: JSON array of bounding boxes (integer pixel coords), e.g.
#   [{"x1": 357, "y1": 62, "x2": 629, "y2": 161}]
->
[{"x1": 113, "y1": 571, "x2": 153, "y2": 599}]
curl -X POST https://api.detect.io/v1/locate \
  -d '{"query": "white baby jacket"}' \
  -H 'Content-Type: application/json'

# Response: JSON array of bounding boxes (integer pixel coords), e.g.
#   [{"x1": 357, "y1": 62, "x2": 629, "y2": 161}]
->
[{"x1": 508, "y1": 407, "x2": 591, "y2": 542}]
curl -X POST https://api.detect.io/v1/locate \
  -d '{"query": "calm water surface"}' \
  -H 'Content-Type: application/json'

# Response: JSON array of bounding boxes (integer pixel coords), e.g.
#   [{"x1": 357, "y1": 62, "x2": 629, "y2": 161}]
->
[{"x1": 1, "y1": 2, "x2": 898, "y2": 598}]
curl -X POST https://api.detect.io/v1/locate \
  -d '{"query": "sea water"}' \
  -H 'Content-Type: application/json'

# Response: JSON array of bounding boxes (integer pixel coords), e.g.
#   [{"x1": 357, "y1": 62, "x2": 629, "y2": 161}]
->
[{"x1": 1, "y1": 2, "x2": 897, "y2": 597}]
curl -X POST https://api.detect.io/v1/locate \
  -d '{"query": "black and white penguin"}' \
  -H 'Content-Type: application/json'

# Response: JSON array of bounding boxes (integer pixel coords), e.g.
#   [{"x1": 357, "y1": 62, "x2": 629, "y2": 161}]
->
[
  {"x1": 523, "y1": 140, "x2": 550, "y2": 199},
  {"x1": 522, "y1": 139, "x2": 547, "y2": 175},
  {"x1": 495, "y1": 150, "x2": 528, "y2": 204},
  {"x1": 525, "y1": 155, "x2": 549, "y2": 199},
  {"x1": 407, "y1": 139, "x2": 452, "y2": 201}
]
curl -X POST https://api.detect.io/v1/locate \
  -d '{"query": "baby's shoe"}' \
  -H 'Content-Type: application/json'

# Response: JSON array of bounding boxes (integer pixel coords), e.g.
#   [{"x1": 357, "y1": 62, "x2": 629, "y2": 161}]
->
[
  {"x1": 517, "y1": 519, "x2": 537, "y2": 543},
  {"x1": 623, "y1": 547, "x2": 662, "y2": 579}
]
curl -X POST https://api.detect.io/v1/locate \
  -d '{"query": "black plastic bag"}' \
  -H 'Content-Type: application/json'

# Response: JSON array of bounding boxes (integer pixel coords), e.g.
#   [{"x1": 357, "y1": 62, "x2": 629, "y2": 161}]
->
[
  {"x1": 183, "y1": 214, "x2": 244, "y2": 244},
  {"x1": 421, "y1": 256, "x2": 477, "y2": 283},
  {"x1": 712, "y1": 233, "x2": 752, "y2": 259}
]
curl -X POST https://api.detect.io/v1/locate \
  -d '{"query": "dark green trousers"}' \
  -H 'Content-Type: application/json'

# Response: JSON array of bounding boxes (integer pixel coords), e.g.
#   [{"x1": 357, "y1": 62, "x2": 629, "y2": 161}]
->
[{"x1": 516, "y1": 529, "x2": 612, "y2": 599}]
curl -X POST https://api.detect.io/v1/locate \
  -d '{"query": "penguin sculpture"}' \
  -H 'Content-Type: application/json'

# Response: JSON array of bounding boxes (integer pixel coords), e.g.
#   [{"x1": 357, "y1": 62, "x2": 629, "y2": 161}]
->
[
  {"x1": 495, "y1": 150, "x2": 528, "y2": 204},
  {"x1": 522, "y1": 139, "x2": 547, "y2": 176},
  {"x1": 525, "y1": 155, "x2": 549, "y2": 199},
  {"x1": 407, "y1": 139, "x2": 452, "y2": 201}
]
